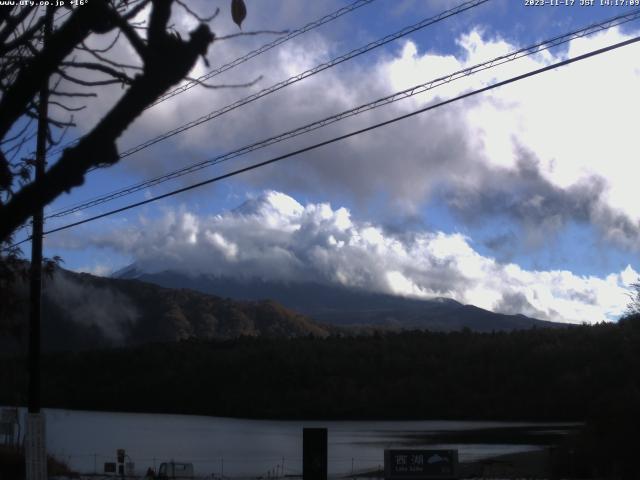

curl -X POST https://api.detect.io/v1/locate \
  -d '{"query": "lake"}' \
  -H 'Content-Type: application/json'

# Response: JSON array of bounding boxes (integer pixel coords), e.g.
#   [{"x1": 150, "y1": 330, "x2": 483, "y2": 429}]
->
[{"x1": 8, "y1": 408, "x2": 577, "y2": 477}]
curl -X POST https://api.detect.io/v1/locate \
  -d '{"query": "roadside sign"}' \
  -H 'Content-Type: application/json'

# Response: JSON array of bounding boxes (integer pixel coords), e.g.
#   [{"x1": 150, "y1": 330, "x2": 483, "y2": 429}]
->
[{"x1": 384, "y1": 449, "x2": 458, "y2": 480}]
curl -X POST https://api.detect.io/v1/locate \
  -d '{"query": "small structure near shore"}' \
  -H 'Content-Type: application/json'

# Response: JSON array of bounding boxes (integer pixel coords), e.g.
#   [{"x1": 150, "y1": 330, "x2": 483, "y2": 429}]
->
[{"x1": 384, "y1": 450, "x2": 458, "y2": 480}]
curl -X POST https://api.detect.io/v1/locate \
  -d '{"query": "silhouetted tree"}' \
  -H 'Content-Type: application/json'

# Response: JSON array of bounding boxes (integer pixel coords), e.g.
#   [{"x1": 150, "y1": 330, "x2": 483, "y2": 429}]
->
[
  {"x1": 0, "y1": 0, "x2": 248, "y2": 244},
  {"x1": 0, "y1": 0, "x2": 252, "y2": 334},
  {"x1": 625, "y1": 279, "x2": 640, "y2": 317}
]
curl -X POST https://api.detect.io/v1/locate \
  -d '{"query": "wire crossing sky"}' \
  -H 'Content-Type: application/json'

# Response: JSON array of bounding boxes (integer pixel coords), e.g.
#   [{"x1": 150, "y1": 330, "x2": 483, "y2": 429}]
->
[
  {"x1": 8, "y1": 31, "x2": 638, "y2": 248},
  {"x1": 43, "y1": 0, "x2": 492, "y2": 218},
  {"x1": 45, "y1": 8, "x2": 640, "y2": 221},
  {"x1": 49, "y1": 0, "x2": 379, "y2": 156},
  {"x1": 113, "y1": 0, "x2": 491, "y2": 159},
  {"x1": 148, "y1": 0, "x2": 379, "y2": 107},
  {"x1": 46, "y1": 0, "x2": 491, "y2": 165},
  {"x1": 42, "y1": 0, "x2": 491, "y2": 219}
]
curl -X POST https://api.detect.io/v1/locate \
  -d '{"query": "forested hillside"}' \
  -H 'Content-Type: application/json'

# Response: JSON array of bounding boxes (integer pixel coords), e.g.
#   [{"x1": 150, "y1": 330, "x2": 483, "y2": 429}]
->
[
  {"x1": 3, "y1": 316, "x2": 640, "y2": 421},
  {"x1": 1, "y1": 268, "x2": 332, "y2": 352},
  {"x1": 119, "y1": 268, "x2": 565, "y2": 332}
]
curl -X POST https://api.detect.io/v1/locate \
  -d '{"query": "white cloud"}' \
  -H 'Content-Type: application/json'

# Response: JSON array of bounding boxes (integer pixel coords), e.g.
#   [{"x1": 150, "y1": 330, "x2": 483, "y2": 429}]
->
[
  {"x1": 88, "y1": 191, "x2": 637, "y2": 324},
  {"x1": 65, "y1": 6, "x2": 640, "y2": 254},
  {"x1": 50, "y1": 7, "x2": 640, "y2": 312},
  {"x1": 371, "y1": 27, "x2": 640, "y2": 237},
  {"x1": 75, "y1": 264, "x2": 113, "y2": 277},
  {"x1": 183, "y1": 24, "x2": 639, "y2": 251}
]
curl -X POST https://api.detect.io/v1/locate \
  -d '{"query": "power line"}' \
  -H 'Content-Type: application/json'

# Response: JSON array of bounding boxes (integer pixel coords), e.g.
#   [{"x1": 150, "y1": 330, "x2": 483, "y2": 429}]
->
[
  {"x1": 45, "y1": 8, "x2": 640, "y2": 220},
  {"x1": 4, "y1": 0, "x2": 487, "y2": 239},
  {"x1": 49, "y1": 0, "x2": 377, "y2": 156},
  {"x1": 149, "y1": 0, "x2": 377, "y2": 108},
  {"x1": 7, "y1": 33, "x2": 638, "y2": 250},
  {"x1": 49, "y1": 0, "x2": 490, "y2": 161},
  {"x1": 112, "y1": 0, "x2": 490, "y2": 160},
  {"x1": 46, "y1": 0, "x2": 491, "y2": 216}
]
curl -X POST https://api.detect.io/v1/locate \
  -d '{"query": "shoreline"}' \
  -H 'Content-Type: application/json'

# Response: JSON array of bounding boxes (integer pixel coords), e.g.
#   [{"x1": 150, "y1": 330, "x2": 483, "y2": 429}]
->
[{"x1": 1, "y1": 403, "x2": 585, "y2": 425}]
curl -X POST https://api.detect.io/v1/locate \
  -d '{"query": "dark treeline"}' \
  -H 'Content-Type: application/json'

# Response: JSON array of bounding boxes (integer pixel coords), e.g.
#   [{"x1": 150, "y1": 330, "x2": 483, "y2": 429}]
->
[
  {"x1": 2, "y1": 316, "x2": 640, "y2": 421},
  {"x1": 3, "y1": 317, "x2": 640, "y2": 477}
]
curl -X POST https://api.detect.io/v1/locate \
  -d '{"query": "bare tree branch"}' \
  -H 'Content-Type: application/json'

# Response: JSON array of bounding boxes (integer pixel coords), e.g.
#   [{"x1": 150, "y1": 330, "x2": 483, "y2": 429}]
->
[
  {"x1": 0, "y1": 117, "x2": 35, "y2": 146},
  {"x1": 0, "y1": 15, "x2": 45, "y2": 57},
  {"x1": 50, "y1": 90, "x2": 98, "y2": 98},
  {"x1": 0, "y1": 0, "x2": 216, "y2": 241},
  {"x1": 61, "y1": 61, "x2": 135, "y2": 84},
  {"x1": 47, "y1": 119, "x2": 74, "y2": 148},
  {"x1": 0, "y1": 1, "x2": 112, "y2": 140},
  {"x1": 0, "y1": 6, "x2": 35, "y2": 46},
  {"x1": 56, "y1": 69, "x2": 127, "y2": 87},
  {"x1": 106, "y1": 6, "x2": 148, "y2": 59},
  {"x1": 48, "y1": 101, "x2": 86, "y2": 113},
  {"x1": 176, "y1": 0, "x2": 219, "y2": 23},
  {"x1": 79, "y1": 47, "x2": 143, "y2": 71},
  {"x1": 79, "y1": 29, "x2": 121, "y2": 54},
  {"x1": 122, "y1": 0, "x2": 153, "y2": 21}
]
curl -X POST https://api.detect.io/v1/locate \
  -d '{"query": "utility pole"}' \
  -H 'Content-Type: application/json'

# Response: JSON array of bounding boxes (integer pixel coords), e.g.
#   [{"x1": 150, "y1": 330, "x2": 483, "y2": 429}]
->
[{"x1": 26, "y1": 7, "x2": 53, "y2": 480}]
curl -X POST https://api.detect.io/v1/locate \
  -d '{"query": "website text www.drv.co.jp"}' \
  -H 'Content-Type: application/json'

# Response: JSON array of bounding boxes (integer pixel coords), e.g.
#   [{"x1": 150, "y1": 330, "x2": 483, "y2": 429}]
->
[{"x1": 0, "y1": 0, "x2": 88, "y2": 7}]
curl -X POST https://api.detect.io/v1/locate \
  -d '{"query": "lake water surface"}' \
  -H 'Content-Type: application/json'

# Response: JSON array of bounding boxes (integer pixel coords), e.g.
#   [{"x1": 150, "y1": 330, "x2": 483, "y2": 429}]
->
[{"x1": 11, "y1": 408, "x2": 575, "y2": 477}]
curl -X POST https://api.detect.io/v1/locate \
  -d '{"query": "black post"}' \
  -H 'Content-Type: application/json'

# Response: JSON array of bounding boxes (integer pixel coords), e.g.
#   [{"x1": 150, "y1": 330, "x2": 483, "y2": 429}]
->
[
  {"x1": 303, "y1": 428, "x2": 327, "y2": 480},
  {"x1": 27, "y1": 162, "x2": 44, "y2": 412},
  {"x1": 25, "y1": 9, "x2": 52, "y2": 480},
  {"x1": 28, "y1": 6, "x2": 52, "y2": 416}
]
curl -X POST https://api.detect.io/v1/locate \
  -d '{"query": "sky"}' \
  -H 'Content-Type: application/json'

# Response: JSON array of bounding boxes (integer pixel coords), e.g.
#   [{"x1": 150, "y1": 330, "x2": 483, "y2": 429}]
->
[{"x1": 15, "y1": 0, "x2": 640, "y2": 324}]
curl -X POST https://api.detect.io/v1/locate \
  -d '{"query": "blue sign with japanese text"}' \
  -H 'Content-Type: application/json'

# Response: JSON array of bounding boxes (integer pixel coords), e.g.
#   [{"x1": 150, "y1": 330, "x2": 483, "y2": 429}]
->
[{"x1": 384, "y1": 449, "x2": 458, "y2": 479}]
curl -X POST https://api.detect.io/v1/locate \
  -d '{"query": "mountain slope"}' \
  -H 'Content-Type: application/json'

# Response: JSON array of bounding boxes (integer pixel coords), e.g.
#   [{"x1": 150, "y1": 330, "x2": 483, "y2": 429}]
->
[
  {"x1": 2, "y1": 267, "x2": 331, "y2": 352},
  {"x1": 115, "y1": 267, "x2": 566, "y2": 332}
]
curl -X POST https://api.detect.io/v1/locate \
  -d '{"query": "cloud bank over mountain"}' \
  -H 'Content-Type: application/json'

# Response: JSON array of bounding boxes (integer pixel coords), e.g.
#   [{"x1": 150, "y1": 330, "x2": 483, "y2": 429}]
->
[
  {"x1": 86, "y1": 191, "x2": 636, "y2": 324},
  {"x1": 44, "y1": 5, "x2": 640, "y2": 327},
  {"x1": 99, "y1": 20, "x2": 640, "y2": 257}
]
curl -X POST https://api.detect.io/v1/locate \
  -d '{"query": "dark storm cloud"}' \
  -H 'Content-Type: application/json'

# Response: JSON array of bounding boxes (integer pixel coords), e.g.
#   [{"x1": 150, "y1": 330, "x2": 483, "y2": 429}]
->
[
  {"x1": 445, "y1": 149, "x2": 640, "y2": 251},
  {"x1": 494, "y1": 291, "x2": 552, "y2": 320}
]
